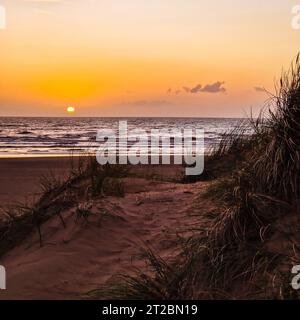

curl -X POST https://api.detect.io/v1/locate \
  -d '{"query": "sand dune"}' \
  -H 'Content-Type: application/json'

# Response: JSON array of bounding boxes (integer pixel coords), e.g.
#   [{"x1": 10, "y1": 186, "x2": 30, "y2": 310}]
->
[{"x1": 0, "y1": 171, "x2": 212, "y2": 300}]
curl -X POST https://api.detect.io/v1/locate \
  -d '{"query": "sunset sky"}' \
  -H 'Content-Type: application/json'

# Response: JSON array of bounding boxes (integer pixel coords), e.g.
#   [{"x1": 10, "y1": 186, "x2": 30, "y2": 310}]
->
[{"x1": 0, "y1": 0, "x2": 299, "y2": 117}]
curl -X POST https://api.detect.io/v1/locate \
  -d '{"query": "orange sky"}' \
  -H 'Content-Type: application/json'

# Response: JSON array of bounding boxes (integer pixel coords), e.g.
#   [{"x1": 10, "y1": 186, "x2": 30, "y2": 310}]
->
[{"x1": 0, "y1": 0, "x2": 299, "y2": 117}]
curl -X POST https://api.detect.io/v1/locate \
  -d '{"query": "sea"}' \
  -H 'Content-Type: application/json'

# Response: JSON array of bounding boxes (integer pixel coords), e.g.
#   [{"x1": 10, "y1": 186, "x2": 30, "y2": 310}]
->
[{"x1": 0, "y1": 117, "x2": 249, "y2": 157}]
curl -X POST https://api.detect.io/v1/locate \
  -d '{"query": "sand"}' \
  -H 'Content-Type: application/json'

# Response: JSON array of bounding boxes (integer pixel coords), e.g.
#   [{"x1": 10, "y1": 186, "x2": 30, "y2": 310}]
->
[
  {"x1": 0, "y1": 157, "x2": 72, "y2": 206},
  {"x1": 0, "y1": 157, "x2": 212, "y2": 300}
]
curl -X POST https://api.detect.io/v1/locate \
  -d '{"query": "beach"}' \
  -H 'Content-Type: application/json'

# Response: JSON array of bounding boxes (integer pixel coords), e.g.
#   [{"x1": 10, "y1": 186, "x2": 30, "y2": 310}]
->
[{"x1": 0, "y1": 157, "x2": 72, "y2": 206}]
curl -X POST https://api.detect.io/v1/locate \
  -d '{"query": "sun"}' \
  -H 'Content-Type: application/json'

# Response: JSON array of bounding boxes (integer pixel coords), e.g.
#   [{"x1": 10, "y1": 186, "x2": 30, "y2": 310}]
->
[{"x1": 67, "y1": 106, "x2": 75, "y2": 114}]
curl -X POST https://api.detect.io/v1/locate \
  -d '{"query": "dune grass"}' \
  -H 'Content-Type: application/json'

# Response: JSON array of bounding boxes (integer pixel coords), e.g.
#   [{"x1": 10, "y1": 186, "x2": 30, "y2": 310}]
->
[
  {"x1": 0, "y1": 156, "x2": 127, "y2": 257},
  {"x1": 189, "y1": 54, "x2": 300, "y2": 298}
]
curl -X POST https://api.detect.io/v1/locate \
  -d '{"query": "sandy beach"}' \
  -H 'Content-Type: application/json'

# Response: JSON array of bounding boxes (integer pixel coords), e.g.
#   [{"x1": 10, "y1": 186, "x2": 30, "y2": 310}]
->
[
  {"x1": 0, "y1": 157, "x2": 210, "y2": 299},
  {"x1": 0, "y1": 157, "x2": 72, "y2": 206}
]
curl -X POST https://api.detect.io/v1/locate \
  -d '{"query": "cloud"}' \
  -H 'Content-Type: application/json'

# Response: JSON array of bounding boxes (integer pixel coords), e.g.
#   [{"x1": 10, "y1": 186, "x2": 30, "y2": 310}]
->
[
  {"x1": 201, "y1": 81, "x2": 226, "y2": 93},
  {"x1": 167, "y1": 88, "x2": 181, "y2": 95},
  {"x1": 190, "y1": 84, "x2": 202, "y2": 94},
  {"x1": 254, "y1": 86, "x2": 265, "y2": 93},
  {"x1": 181, "y1": 82, "x2": 226, "y2": 94}
]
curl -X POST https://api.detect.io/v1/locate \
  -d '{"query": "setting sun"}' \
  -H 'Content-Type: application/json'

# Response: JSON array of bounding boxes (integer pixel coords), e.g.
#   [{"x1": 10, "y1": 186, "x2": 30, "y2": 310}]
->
[{"x1": 67, "y1": 106, "x2": 75, "y2": 114}]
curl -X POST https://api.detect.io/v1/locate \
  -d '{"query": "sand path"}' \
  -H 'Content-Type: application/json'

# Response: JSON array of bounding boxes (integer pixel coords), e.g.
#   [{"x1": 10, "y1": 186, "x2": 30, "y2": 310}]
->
[{"x1": 0, "y1": 178, "x2": 210, "y2": 300}]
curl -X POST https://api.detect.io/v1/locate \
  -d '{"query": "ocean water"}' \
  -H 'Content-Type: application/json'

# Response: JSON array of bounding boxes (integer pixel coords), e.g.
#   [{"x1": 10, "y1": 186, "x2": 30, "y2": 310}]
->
[{"x1": 0, "y1": 117, "x2": 248, "y2": 157}]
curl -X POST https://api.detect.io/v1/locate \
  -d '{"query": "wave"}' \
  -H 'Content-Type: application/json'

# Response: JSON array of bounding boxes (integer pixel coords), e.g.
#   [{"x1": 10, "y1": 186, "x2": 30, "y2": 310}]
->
[{"x1": 0, "y1": 117, "x2": 246, "y2": 156}]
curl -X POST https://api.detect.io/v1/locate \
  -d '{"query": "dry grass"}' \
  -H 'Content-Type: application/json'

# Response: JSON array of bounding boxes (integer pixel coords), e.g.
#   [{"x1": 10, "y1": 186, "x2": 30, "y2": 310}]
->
[
  {"x1": 187, "y1": 53, "x2": 300, "y2": 298},
  {"x1": 88, "y1": 247, "x2": 193, "y2": 300},
  {"x1": 0, "y1": 156, "x2": 128, "y2": 258}
]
